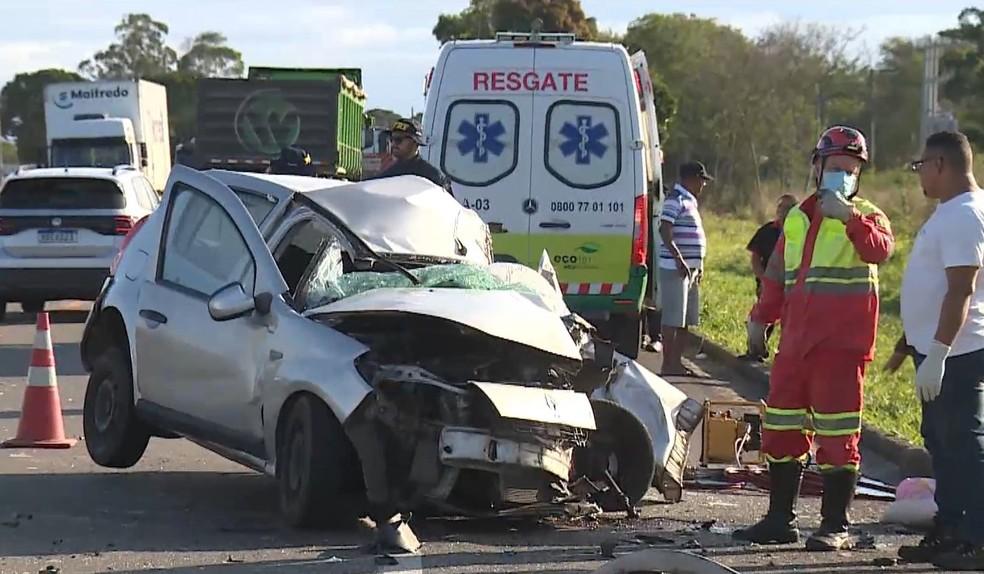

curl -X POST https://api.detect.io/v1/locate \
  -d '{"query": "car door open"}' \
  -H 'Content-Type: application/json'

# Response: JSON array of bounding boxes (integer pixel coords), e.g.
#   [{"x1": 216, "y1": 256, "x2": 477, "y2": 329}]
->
[{"x1": 133, "y1": 166, "x2": 287, "y2": 454}]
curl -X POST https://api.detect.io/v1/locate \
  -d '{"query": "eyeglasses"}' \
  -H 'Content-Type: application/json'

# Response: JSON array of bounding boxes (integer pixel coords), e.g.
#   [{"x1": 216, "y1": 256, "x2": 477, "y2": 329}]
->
[{"x1": 910, "y1": 156, "x2": 942, "y2": 172}]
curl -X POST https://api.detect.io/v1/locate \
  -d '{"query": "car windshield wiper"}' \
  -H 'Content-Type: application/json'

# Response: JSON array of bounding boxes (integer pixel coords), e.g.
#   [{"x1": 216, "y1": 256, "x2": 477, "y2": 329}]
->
[{"x1": 363, "y1": 249, "x2": 420, "y2": 286}]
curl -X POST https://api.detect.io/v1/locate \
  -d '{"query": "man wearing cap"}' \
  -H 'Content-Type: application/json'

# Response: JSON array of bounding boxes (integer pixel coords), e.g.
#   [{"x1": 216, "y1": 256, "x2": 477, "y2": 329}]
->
[
  {"x1": 658, "y1": 161, "x2": 713, "y2": 376},
  {"x1": 374, "y1": 118, "x2": 451, "y2": 194}
]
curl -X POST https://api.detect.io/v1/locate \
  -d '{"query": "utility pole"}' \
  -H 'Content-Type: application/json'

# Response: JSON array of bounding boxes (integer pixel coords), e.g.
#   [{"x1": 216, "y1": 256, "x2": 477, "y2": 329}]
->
[{"x1": 868, "y1": 68, "x2": 876, "y2": 166}]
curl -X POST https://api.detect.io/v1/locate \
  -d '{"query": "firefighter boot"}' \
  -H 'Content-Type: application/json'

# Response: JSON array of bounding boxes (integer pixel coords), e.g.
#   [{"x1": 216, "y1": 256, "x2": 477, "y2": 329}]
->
[
  {"x1": 806, "y1": 469, "x2": 858, "y2": 551},
  {"x1": 733, "y1": 461, "x2": 803, "y2": 544}
]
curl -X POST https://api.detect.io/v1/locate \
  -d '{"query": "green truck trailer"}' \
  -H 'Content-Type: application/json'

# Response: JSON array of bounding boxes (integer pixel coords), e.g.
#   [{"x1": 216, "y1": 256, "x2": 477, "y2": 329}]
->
[{"x1": 195, "y1": 68, "x2": 366, "y2": 178}]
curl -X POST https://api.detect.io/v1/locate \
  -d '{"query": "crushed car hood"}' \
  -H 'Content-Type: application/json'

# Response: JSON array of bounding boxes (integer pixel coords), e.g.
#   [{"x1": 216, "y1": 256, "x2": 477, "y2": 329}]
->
[{"x1": 305, "y1": 287, "x2": 582, "y2": 360}]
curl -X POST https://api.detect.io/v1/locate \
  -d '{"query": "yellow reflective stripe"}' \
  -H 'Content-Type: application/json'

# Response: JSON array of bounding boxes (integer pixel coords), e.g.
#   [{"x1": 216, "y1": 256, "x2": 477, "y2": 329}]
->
[
  {"x1": 812, "y1": 410, "x2": 861, "y2": 436},
  {"x1": 766, "y1": 407, "x2": 808, "y2": 415},
  {"x1": 765, "y1": 407, "x2": 807, "y2": 431},
  {"x1": 804, "y1": 267, "x2": 872, "y2": 280},
  {"x1": 819, "y1": 463, "x2": 859, "y2": 473},
  {"x1": 811, "y1": 411, "x2": 862, "y2": 420},
  {"x1": 767, "y1": 454, "x2": 809, "y2": 464},
  {"x1": 764, "y1": 424, "x2": 805, "y2": 431}
]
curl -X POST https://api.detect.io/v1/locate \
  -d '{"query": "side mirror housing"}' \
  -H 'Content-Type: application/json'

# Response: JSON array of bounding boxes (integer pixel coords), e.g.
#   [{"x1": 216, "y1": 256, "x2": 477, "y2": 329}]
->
[{"x1": 208, "y1": 282, "x2": 256, "y2": 321}]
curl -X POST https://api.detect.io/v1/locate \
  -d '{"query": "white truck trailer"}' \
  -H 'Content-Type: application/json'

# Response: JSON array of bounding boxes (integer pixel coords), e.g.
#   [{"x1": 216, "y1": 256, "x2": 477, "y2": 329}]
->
[{"x1": 43, "y1": 80, "x2": 171, "y2": 191}]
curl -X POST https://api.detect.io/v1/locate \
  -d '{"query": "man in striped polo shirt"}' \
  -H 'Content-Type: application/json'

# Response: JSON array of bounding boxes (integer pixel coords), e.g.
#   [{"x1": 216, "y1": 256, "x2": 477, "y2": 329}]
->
[{"x1": 658, "y1": 161, "x2": 712, "y2": 376}]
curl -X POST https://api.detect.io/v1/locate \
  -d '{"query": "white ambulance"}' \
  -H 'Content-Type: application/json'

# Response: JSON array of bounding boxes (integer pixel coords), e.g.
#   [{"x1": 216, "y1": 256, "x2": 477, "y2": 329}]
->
[{"x1": 421, "y1": 31, "x2": 664, "y2": 357}]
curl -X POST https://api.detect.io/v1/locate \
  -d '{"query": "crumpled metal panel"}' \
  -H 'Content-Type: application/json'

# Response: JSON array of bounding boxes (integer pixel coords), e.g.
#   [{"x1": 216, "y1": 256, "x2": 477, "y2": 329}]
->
[
  {"x1": 307, "y1": 287, "x2": 583, "y2": 360},
  {"x1": 471, "y1": 381, "x2": 597, "y2": 430}
]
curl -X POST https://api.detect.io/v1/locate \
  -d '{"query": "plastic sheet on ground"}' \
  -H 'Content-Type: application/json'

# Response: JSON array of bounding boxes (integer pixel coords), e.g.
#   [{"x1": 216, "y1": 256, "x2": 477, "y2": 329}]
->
[
  {"x1": 882, "y1": 477, "x2": 936, "y2": 529},
  {"x1": 689, "y1": 466, "x2": 896, "y2": 501}
]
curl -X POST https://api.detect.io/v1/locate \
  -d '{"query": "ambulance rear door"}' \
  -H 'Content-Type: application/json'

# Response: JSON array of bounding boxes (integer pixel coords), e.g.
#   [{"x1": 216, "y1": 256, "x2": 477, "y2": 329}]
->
[{"x1": 529, "y1": 44, "x2": 643, "y2": 301}]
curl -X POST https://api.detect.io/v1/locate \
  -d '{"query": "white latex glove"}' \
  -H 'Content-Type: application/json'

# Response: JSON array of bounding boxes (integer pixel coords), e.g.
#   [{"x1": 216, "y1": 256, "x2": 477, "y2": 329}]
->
[
  {"x1": 746, "y1": 320, "x2": 767, "y2": 358},
  {"x1": 915, "y1": 341, "x2": 950, "y2": 402},
  {"x1": 819, "y1": 192, "x2": 856, "y2": 222}
]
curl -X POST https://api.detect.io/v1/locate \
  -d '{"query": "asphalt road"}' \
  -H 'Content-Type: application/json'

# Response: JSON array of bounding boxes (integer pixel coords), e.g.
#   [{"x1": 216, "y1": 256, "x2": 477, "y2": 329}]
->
[{"x1": 0, "y1": 304, "x2": 952, "y2": 573}]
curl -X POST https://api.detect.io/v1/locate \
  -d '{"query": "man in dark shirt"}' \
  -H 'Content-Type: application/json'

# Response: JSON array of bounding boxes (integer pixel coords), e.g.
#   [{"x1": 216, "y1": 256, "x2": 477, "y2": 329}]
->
[
  {"x1": 374, "y1": 118, "x2": 452, "y2": 195},
  {"x1": 740, "y1": 194, "x2": 797, "y2": 361}
]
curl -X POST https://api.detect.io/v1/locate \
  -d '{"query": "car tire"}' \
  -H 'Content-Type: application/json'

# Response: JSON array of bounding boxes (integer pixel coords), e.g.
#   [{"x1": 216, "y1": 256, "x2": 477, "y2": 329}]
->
[
  {"x1": 83, "y1": 347, "x2": 150, "y2": 468},
  {"x1": 21, "y1": 300, "x2": 45, "y2": 314},
  {"x1": 277, "y1": 395, "x2": 362, "y2": 529},
  {"x1": 610, "y1": 311, "x2": 641, "y2": 359},
  {"x1": 574, "y1": 399, "x2": 655, "y2": 511}
]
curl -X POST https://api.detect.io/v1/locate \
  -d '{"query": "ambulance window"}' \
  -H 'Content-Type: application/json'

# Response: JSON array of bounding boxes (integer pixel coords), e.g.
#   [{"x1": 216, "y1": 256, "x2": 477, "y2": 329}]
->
[
  {"x1": 440, "y1": 100, "x2": 520, "y2": 187},
  {"x1": 544, "y1": 101, "x2": 621, "y2": 189}
]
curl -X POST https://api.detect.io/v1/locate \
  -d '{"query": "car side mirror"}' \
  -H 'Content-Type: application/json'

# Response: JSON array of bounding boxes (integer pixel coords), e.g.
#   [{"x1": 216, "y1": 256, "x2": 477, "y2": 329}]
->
[{"x1": 208, "y1": 282, "x2": 256, "y2": 321}]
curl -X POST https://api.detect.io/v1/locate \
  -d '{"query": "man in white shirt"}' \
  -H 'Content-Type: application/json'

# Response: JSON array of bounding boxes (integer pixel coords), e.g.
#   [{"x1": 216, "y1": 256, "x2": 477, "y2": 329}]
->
[{"x1": 891, "y1": 131, "x2": 984, "y2": 570}]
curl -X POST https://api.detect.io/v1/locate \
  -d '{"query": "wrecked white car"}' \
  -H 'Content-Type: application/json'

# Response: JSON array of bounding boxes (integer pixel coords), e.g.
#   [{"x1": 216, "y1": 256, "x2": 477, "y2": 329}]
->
[{"x1": 80, "y1": 168, "x2": 702, "y2": 534}]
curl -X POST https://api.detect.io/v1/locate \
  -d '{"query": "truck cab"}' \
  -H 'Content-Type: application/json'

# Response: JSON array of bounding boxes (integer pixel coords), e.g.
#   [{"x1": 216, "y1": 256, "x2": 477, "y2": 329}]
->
[
  {"x1": 43, "y1": 80, "x2": 171, "y2": 192},
  {"x1": 48, "y1": 114, "x2": 140, "y2": 170}
]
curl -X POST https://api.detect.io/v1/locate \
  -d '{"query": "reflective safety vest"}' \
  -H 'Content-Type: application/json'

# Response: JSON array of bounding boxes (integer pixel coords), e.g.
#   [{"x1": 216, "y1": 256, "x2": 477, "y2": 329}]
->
[
  {"x1": 783, "y1": 199, "x2": 882, "y2": 297},
  {"x1": 775, "y1": 197, "x2": 889, "y2": 359}
]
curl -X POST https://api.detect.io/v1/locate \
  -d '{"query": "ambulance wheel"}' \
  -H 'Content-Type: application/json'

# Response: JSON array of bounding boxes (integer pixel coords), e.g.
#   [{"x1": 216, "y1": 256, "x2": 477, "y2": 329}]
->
[{"x1": 610, "y1": 312, "x2": 641, "y2": 359}]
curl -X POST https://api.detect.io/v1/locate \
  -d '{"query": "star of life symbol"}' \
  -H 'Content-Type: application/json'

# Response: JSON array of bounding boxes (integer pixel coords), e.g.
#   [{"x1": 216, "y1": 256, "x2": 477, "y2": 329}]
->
[
  {"x1": 457, "y1": 113, "x2": 506, "y2": 163},
  {"x1": 560, "y1": 115, "x2": 609, "y2": 165}
]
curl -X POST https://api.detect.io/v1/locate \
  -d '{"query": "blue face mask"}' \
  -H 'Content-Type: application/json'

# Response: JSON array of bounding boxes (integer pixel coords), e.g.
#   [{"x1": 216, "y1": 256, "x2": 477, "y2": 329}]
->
[{"x1": 819, "y1": 170, "x2": 858, "y2": 199}]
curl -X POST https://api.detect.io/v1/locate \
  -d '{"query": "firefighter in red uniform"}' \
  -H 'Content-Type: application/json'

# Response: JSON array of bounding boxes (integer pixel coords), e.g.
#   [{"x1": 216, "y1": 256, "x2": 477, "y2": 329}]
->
[{"x1": 733, "y1": 126, "x2": 894, "y2": 551}]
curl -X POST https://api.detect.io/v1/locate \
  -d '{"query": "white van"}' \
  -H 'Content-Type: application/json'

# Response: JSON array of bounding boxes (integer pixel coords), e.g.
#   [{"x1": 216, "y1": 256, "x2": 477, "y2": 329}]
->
[{"x1": 421, "y1": 31, "x2": 664, "y2": 357}]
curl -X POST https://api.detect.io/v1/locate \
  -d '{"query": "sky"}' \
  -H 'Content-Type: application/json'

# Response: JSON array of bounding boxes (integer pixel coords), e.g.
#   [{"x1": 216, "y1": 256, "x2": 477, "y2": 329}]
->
[{"x1": 0, "y1": 0, "x2": 970, "y2": 115}]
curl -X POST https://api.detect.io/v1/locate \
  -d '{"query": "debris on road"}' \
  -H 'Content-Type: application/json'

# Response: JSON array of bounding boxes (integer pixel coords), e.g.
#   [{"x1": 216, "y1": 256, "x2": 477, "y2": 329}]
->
[{"x1": 591, "y1": 548, "x2": 740, "y2": 573}]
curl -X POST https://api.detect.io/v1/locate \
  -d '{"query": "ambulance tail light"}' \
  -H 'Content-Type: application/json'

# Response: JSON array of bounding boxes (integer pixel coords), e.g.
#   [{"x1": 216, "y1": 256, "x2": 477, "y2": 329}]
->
[{"x1": 632, "y1": 194, "x2": 648, "y2": 267}]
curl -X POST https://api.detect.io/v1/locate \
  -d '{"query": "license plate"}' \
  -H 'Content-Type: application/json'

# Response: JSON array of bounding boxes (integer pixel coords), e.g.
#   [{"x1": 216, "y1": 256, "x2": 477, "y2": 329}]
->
[{"x1": 37, "y1": 229, "x2": 78, "y2": 244}]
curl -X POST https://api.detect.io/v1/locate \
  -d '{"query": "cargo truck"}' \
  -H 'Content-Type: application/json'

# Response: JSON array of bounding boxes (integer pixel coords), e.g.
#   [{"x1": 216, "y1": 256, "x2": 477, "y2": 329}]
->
[
  {"x1": 195, "y1": 73, "x2": 367, "y2": 179},
  {"x1": 43, "y1": 80, "x2": 171, "y2": 191}
]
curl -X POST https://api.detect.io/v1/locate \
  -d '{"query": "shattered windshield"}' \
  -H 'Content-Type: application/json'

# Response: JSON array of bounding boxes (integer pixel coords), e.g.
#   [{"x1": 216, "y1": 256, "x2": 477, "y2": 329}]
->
[{"x1": 300, "y1": 238, "x2": 542, "y2": 312}]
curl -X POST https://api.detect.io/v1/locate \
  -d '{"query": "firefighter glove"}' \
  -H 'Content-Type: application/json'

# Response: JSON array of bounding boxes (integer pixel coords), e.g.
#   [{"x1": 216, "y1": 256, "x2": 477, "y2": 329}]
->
[
  {"x1": 746, "y1": 320, "x2": 767, "y2": 358},
  {"x1": 915, "y1": 340, "x2": 949, "y2": 402},
  {"x1": 819, "y1": 191, "x2": 856, "y2": 222}
]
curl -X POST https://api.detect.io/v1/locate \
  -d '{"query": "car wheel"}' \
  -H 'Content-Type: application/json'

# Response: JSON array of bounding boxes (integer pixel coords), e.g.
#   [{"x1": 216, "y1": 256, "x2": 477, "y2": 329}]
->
[
  {"x1": 574, "y1": 399, "x2": 655, "y2": 511},
  {"x1": 21, "y1": 300, "x2": 45, "y2": 314},
  {"x1": 277, "y1": 395, "x2": 362, "y2": 529},
  {"x1": 610, "y1": 311, "x2": 641, "y2": 359},
  {"x1": 83, "y1": 347, "x2": 150, "y2": 468}
]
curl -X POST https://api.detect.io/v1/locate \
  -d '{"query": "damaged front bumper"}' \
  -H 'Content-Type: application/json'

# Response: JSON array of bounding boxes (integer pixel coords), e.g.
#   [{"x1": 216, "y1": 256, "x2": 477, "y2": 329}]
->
[{"x1": 439, "y1": 426, "x2": 573, "y2": 480}]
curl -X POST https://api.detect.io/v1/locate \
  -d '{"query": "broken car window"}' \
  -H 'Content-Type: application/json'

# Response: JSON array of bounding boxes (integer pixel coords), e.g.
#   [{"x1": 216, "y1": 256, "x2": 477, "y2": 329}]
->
[{"x1": 301, "y1": 261, "x2": 539, "y2": 312}]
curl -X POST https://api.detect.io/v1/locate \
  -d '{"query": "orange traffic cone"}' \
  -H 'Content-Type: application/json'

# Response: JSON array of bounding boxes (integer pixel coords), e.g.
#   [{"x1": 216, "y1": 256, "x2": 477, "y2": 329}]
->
[{"x1": 2, "y1": 312, "x2": 77, "y2": 449}]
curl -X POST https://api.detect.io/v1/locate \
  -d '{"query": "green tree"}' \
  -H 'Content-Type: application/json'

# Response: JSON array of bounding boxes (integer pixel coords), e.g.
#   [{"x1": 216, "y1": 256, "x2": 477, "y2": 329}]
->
[
  {"x1": 78, "y1": 14, "x2": 177, "y2": 79},
  {"x1": 940, "y1": 8, "x2": 984, "y2": 144},
  {"x1": 434, "y1": 0, "x2": 598, "y2": 42},
  {"x1": 178, "y1": 32, "x2": 244, "y2": 78},
  {"x1": 871, "y1": 37, "x2": 926, "y2": 169},
  {"x1": 1, "y1": 140, "x2": 18, "y2": 166},
  {"x1": 0, "y1": 69, "x2": 84, "y2": 164}
]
